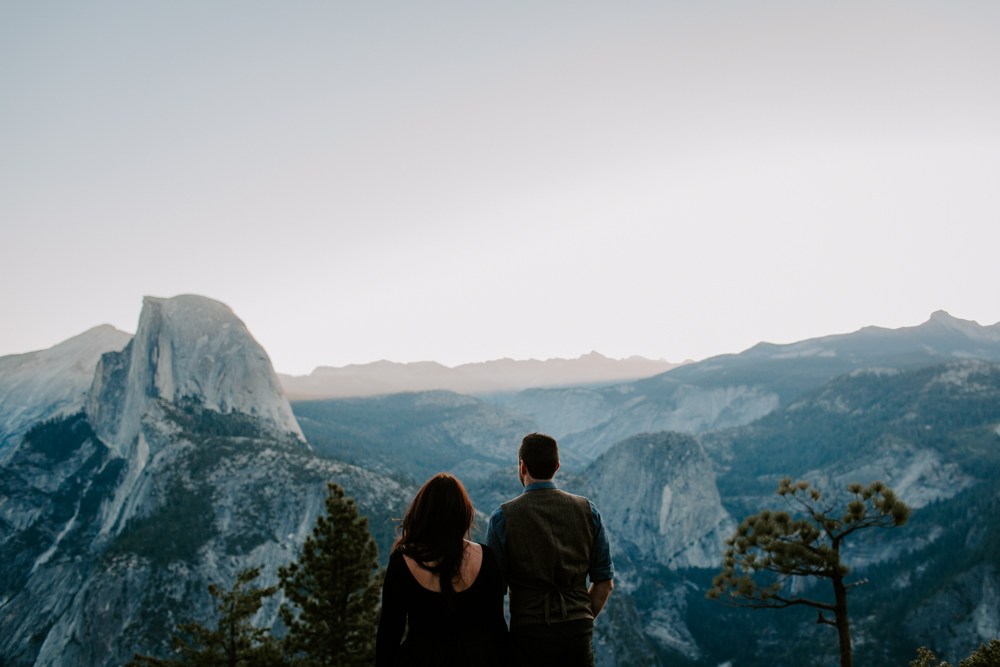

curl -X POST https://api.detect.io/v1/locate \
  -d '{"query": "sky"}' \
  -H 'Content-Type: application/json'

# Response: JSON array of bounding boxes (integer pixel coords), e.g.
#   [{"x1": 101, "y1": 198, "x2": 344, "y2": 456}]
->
[{"x1": 2, "y1": 1, "x2": 999, "y2": 375}]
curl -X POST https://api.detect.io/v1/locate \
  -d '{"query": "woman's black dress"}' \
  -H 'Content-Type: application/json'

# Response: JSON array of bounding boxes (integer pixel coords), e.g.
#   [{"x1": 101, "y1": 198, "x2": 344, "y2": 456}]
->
[{"x1": 375, "y1": 544, "x2": 508, "y2": 667}]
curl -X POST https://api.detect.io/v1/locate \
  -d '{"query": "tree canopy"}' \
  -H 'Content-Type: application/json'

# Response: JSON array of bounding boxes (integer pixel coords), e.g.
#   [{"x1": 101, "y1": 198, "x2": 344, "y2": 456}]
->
[
  {"x1": 707, "y1": 478, "x2": 912, "y2": 667},
  {"x1": 279, "y1": 482, "x2": 383, "y2": 667},
  {"x1": 126, "y1": 568, "x2": 284, "y2": 667}
]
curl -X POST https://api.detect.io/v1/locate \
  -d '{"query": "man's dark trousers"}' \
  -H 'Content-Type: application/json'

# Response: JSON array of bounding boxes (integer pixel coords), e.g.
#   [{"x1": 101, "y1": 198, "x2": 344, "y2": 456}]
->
[{"x1": 510, "y1": 619, "x2": 595, "y2": 667}]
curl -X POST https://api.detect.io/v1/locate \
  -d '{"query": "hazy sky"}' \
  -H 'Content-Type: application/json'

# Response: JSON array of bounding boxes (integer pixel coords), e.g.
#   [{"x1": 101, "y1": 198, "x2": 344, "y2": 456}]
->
[{"x1": 2, "y1": 1, "x2": 999, "y2": 375}]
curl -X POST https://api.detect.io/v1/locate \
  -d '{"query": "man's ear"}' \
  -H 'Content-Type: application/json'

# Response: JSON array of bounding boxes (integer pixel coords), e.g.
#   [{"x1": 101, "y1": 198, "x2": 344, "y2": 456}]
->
[{"x1": 554, "y1": 461, "x2": 560, "y2": 474}]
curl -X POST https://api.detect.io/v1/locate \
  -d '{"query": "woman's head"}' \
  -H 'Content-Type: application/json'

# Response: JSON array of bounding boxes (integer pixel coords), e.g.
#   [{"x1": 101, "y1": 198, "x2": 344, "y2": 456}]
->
[
  {"x1": 394, "y1": 473, "x2": 476, "y2": 602},
  {"x1": 395, "y1": 473, "x2": 475, "y2": 552}
]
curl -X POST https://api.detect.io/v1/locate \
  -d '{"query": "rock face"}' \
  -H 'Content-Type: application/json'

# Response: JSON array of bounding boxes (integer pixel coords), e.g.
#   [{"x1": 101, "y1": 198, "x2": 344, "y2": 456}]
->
[
  {"x1": 503, "y1": 380, "x2": 781, "y2": 463},
  {"x1": 906, "y1": 565, "x2": 1000, "y2": 664},
  {"x1": 0, "y1": 325, "x2": 132, "y2": 461},
  {"x1": 87, "y1": 295, "x2": 303, "y2": 456},
  {"x1": 562, "y1": 383, "x2": 780, "y2": 461},
  {"x1": 502, "y1": 387, "x2": 616, "y2": 440},
  {"x1": 585, "y1": 432, "x2": 734, "y2": 569},
  {"x1": 0, "y1": 296, "x2": 410, "y2": 667}
]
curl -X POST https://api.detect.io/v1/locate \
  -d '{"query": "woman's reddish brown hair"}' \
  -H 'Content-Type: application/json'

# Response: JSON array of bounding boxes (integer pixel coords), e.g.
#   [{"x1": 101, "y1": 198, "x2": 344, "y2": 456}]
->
[{"x1": 394, "y1": 473, "x2": 476, "y2": 604}]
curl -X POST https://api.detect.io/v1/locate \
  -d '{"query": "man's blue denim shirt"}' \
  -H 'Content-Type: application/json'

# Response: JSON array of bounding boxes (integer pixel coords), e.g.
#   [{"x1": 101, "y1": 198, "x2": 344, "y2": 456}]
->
[{"x1": 485, "y1": 480, "x2": 615, "y2": 583}]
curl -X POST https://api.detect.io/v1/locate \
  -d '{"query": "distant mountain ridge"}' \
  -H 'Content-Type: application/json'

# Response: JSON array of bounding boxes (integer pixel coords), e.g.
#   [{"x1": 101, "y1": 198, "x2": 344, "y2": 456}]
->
[
  {"x1": 507, "y1": 311, "x2": 1000, "y2": 462},
  {"x1": 279, "y1": 351, "x2": 686, "y2": 399}
]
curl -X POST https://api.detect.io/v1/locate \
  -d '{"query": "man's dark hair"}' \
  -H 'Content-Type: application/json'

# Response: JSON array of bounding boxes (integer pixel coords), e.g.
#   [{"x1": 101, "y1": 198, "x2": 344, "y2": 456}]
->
[{"x1": 519, "y1": 433, "x2": 559, "y2": 480}]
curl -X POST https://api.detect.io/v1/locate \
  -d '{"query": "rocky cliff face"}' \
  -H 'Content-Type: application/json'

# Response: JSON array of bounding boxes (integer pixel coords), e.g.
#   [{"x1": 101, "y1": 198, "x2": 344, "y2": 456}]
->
[
  {"x1": 563, "y1": 383, "x2": 780, "y2": 461},
  {"x1": 86, "y1": 294, "x2": 302, "y2": 456},
  {"x1": 504, "y1": 380, "x2": 780, "y2": 463},
  {"x1": 0, "y1": 325, "x2": 132, "y2": 461},
  {"x1": 0, "y1": 296, "x2": 411, "y2": 667},
  {"x1": 585, "y1": 432, "x2": 734, "y2": 569}
]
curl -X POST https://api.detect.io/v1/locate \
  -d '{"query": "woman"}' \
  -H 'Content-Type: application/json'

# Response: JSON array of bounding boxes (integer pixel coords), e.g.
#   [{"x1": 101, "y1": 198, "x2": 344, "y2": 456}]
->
[{"x1": 376, "y1": 473, "x2": 508, "y2": 667}]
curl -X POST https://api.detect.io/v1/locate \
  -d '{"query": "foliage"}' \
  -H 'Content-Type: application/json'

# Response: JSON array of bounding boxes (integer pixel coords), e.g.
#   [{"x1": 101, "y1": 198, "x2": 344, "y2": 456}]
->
[
  {"x1": 125, "y1": 568, "x2": 284, "y2": 667},
  {"x1": 909, "y1": 640, "x2": 1000, "y2": 667},
  {"x1": 708, "y1": 478, "x2": 912, "y2": 667},
  {"x1": 959, "y1": 640, "x2": 1000, "y2": 667},
  {"x1": 23, "y1": 411, "x2": 96, "y2": 462},
  {"x1": 106, "y1": 479, "x2": 216, "y2": 565},
  {"x1": 911, "y1": 646, "x2": 947, "y2": 667},
  {"x1": 279, "y1": 482, "x2": 383, "y2": 667},
  {"x1": 708, "y1": 478, "x2": 912, "y2": 607},
  {"x1": 165, "y1": 396, "x2": 272, "y2": 440}
]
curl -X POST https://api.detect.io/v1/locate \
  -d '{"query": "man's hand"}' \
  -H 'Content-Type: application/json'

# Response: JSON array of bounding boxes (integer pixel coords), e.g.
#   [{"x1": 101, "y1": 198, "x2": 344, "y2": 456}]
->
[{"x1": 588, "y1": 579, "x2": 614, "y2": 619}]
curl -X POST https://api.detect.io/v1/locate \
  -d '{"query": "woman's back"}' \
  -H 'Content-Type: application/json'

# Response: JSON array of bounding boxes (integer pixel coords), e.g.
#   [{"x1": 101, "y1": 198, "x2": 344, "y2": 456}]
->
[
  {"x1": 376, "y1": 542, "x2": 508, "y2": 667},
  {"x1": 403, "y1": 539, "x2": 484, "y2": 593}
]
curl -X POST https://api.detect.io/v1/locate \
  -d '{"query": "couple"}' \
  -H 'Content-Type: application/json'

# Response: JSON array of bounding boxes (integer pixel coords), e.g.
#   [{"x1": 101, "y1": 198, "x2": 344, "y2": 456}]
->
[{"x1": 375, "y1": 433, "x2": 615, "y2": 667}]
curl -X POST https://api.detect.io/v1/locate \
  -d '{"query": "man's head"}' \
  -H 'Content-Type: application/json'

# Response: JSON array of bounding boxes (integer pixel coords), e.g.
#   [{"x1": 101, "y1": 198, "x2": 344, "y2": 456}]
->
[{"x1": 518, "y1": 432, "x2": 559, "y2": 486}]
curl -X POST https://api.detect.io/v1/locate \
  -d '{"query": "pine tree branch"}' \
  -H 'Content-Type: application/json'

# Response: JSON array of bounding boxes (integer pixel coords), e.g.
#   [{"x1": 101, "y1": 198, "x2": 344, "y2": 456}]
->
[
  {"x1": 835, "y1": 514, "x2": 893, "y2": 541},
  {"x1": 769, "y1": 593, "x2": 837, "y2": 611},
  {"x1": 816, "y1": 610, "x2": 838, "y2": 627},
  {"x1": 719, "y1": 590, "x2": 837, "y2": 612}
]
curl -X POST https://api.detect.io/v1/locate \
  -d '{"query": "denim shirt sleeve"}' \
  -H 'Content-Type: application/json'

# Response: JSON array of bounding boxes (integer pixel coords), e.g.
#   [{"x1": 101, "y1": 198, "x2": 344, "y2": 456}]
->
[
  {"x1": 589, "y1": 501, "x2": 615, "y2": 583},
  {"x1": 485, "y1": 507, "x2": 507, "y2": 575}
]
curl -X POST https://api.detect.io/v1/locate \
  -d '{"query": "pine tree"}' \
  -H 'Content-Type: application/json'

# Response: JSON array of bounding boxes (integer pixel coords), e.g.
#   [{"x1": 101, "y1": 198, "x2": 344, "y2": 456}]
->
[
  {"x1": 707, "y1": 478, "x2": 912, "y2": 667},
  {"x1": 278, "y1": 482, "x2": 383, "y2": 667},
  {"x1": 910, "y1": 640, "x2": 1000, "y2": 667},
  {"x1": 126, "y1": 568, "x2": 284, "y2": 667}
]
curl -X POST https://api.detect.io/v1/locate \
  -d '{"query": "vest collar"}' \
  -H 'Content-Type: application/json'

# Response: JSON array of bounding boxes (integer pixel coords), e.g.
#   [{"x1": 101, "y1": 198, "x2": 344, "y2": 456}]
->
[{"x1": 523, "y1": 480, "x2": 557, "y2": 493}]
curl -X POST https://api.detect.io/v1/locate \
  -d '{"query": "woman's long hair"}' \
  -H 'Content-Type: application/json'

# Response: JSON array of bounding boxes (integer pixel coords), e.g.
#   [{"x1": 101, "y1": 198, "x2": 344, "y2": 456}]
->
[{"x1": 394, "y1": 473, "x2": 476, "y2": 607}]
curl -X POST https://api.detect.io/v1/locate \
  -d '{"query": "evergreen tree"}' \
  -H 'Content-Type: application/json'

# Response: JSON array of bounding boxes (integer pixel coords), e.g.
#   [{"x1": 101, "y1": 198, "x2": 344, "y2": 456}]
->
[
  {"x1": 126, "y1": 568, "x2": 284, "y2": 667},
  {"x1": 278, "y1": 482, "x2": 383, "y2": 667},
  {"x1": 707, "y1": 478, "x2": 912, "y2": 667},
  {"x1": 910, "y1": 640, "x2": 1000, "y2": 667}
]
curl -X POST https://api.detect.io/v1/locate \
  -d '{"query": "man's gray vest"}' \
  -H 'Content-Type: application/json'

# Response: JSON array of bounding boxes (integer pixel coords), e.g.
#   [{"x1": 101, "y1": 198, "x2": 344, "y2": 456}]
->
[{"x1": 501, "y1": 488, "x2": 596, "y2": 629}]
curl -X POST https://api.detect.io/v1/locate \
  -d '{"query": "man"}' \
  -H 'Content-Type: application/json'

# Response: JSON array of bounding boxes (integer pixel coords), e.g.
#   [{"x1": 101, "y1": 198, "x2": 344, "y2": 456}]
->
[{"x1": 486, "y1": 433, "x2": 614, "y2": 667}]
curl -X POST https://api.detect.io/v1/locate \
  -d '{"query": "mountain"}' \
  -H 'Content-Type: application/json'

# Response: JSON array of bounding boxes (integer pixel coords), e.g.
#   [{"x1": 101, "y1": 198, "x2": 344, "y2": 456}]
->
[
  {"x1": 0, "y1": 325, "x2": 132, "y2": 461},
  {"x1": 585, "y1": 432, "x2": 734, "y2": 569},
  {"x1": 279, "y1": 351, "x2": 685, "y2": 399},
  {"x1": 507, "y1": 311, "x2": 1000, "y2": 463},
  {"x1": 0, "y1": 295, "x2": 412, "y2": 667},
  {"x1": 87, "y1": 294, "x2": 304, "y2": 456}
]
